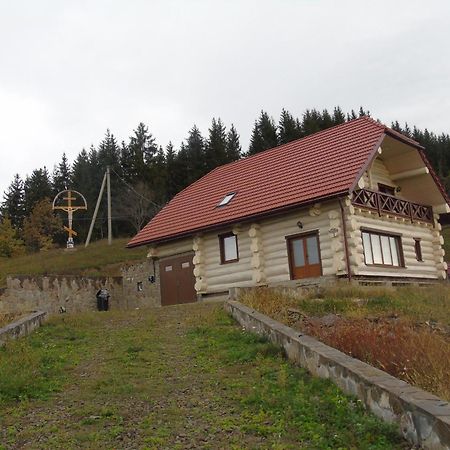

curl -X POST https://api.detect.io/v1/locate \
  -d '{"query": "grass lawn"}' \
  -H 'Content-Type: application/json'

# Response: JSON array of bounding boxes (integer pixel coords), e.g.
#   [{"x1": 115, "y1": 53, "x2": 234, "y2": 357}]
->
[
  {"x1": 0, "y1": 303, "x2": 406, "y2": 449},
  {"x1": 0, "y1": 238, "x2": 147, "y2": 287}
]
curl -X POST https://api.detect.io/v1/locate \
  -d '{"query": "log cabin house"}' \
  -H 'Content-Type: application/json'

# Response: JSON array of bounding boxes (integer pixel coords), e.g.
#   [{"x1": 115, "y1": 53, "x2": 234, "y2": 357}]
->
[{"x1": 127, "y1": 117, "x2": 449, "y2": 306}]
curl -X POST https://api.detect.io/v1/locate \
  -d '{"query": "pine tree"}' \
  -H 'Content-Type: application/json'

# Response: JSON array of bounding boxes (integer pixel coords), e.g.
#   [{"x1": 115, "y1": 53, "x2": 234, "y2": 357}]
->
[
  {"x1": 2, "y1": 174, "x2": 25, "y2": 230},
  {"x1": 184, "y1": 125, "x2": 206, "y2": 184},
  {"x1": 332, "y1": 107, "x2": 346, "y2": 125},
  {"x1": 225, "y1": 124, "x2": 241, "y2": 161},
  {"x1": 23, "y1": 167, "x2": 53, "y2": 215},
  {"x1": 205, "y1": 118, "x2": 228, "y2": 172},
  {"x1": 165, "y1": 142, "x2": 179, "y2": 199},
  {"x1": 278, "y1": 109, "x2": 301, "y2": 144},
  {"x1": 153, "y1": 146, "x2": 167, "y2": 204},
  {"x1": 320, "y1": 109, "x2": 334, "y2": 129},
  {"x1": 52, "y1": 152, "x2": 72, "y2": 194},
  {"x1": 127, "y1": 122, "x2": 158, "y2": 183},
  {"x1": 248, "y1": 111, "x2": 278, "y2": 155},
  {"x1": 347, "y1": 109, "x2": 358, "y2": 121},
  {"x1": 300, "y1": 109, "x2": 323, "y2": 136},
  {"x1": 71, "y1": 149, "x2": 94, "y2": 240},
  {"x1": 98, "y1": 129, "x2": 121, "y2": 171}
]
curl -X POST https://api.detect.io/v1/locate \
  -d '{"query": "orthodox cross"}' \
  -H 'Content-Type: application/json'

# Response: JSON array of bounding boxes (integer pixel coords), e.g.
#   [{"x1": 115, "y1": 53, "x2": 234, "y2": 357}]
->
[{"x1": 52, "y1": 190, "x2": 88, "y2": 248}]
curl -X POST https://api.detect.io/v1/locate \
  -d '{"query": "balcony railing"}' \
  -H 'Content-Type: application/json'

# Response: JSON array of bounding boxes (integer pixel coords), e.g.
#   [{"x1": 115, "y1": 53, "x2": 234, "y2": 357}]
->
[{"x1": 352, "y1": 189, "x2": 434, "y2": 224}]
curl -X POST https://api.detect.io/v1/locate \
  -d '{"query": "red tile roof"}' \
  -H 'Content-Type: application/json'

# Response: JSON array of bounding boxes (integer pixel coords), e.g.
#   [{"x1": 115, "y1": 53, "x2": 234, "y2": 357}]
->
[{"x1": 126, "y1": 117, "x2": 423, "y2": 247}]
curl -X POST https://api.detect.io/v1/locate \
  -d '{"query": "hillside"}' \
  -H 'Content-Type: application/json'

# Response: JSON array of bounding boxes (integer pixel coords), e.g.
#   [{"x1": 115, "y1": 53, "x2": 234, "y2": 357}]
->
[{"x1": 0, "y1": 239, "x2": 147, "y2": 287}]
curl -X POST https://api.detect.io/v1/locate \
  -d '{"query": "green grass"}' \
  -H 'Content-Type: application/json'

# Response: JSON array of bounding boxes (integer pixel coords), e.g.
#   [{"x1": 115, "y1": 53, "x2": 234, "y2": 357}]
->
[
  {"x1": 0, "y1": 304, "x2": 407, "y2": 449},
  {"x1": 0, "y1": 238, "x2": 147, "y2": 287}
]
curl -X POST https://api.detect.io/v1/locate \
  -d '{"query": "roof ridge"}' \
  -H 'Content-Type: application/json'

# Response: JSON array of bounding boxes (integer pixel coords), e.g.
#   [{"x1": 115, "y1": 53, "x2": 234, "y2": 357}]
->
[{"x1": 214, "y1": 117, "x2": 379, "y2": 171}]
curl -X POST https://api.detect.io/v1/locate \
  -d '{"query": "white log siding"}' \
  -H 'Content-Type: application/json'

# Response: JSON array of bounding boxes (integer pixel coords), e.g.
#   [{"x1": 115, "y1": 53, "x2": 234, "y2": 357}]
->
[
  {"x1": 359, "y1": 156, "x2": 399, "y2": 192},
  {"x1": 349, "y1": 204, "x2": 446, "y2": 279},
  {"x1": 260, "y1": 201, "x2": 342, "y2": 283},
  {"x1": 200, "y1": 224, "x2": 253, "y2": 293}
]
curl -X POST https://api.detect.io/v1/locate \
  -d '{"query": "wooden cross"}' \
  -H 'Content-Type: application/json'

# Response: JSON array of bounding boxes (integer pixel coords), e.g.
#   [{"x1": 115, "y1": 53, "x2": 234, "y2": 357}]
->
[{"x1": 52, "y1": 190, "x2": 88, "y2": 246}]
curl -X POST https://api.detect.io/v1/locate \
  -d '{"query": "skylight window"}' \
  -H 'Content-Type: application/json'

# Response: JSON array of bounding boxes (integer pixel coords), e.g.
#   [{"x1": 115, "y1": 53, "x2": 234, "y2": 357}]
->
[{"x1": 218, "y1": 192, "x2": 236, "y2": 207}]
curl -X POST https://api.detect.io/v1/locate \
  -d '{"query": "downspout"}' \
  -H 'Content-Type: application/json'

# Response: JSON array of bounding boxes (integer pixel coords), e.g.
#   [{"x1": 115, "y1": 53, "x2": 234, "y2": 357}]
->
[{"x1": 339, "y1": 197, "x2": 352, "y2": 282}]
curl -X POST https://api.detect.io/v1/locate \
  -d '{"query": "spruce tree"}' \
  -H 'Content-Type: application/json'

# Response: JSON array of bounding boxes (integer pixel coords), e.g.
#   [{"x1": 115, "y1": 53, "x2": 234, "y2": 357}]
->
[
  {"x1": 52, "y1": 152, "x2": 72, "y2": 194},
  {"x1": 300, "y1": 109, "x2": 323, "y2": 136},
  {"x1": 127, "y1": 122, "x2": 158, "y2": 183},
  {"x1": 205, "y1": 118, "x2": 228, "y2": 172},
  {"x1": 225, "y1": 124, "x2": 241, "y2": 161},
  {"x1": 71, "y1": 149, "x2": 94, "y2": 240},
  {"x1": 278, "y1": 109, "x2": 302, "y2": 144},
  {"x1": 332, "y1": 107, "x2": 346, "y2": 125},
  {"x1": 248, "y1": 111, "x2": 278, "y2": 155},
  {"x1": 2, "y1": 174, "x2": 26, "y2": 230},
  {"x1": 165, "y1": 142, "x2": 179, "y2": 199},
  {"x1": 184, "y1": 125, "x2": 206, "y2": 183},
  {"x1": 23, "y1": 167, "x2": 53, "y2": 215}
]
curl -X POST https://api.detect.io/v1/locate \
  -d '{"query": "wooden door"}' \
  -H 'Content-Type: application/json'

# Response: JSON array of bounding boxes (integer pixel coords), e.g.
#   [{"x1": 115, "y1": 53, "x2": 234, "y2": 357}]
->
[
  {"x1": 287, "y1": 233, "x2": 322, "y2": 279},
  {"x1": 159, "y1": 254, "x2": 196, "y2": 306}
]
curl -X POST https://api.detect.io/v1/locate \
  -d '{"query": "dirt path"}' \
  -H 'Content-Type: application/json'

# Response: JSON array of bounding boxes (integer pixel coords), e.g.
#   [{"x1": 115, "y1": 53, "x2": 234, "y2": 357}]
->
[{"x1": 0, "y1": 302, "x2": 406, "y2": 449}]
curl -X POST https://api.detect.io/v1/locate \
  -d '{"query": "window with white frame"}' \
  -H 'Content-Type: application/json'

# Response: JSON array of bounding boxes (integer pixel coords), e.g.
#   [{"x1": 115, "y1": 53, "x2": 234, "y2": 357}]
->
[{"x1": 361, "y1": 230, "x2": 404, "y2": 267}]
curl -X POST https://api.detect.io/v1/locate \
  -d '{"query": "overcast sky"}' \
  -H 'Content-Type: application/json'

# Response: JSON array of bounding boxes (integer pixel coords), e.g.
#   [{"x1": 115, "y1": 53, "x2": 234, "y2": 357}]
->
[{"x1": 1, "y1": 0, "x2": 449, "y2": 196}]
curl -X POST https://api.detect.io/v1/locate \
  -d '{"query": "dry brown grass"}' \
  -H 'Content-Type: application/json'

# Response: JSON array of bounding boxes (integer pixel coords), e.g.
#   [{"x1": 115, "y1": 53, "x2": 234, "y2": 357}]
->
[
  {"x1": 0, "y1": 312, "x2": 24, "y2": 328},
  {"x1": 239, "y1": 286, "x2": 450, "y2": 400}
]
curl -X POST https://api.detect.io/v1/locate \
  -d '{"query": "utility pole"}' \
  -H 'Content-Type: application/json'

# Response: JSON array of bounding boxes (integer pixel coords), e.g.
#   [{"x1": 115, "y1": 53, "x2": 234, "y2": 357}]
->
[
  {"x1": 85, "y1": 171, "x2": 107, "y2": 247},
  {"x1": 107, "y1": 166, "x2": 112, "y2": 245}
]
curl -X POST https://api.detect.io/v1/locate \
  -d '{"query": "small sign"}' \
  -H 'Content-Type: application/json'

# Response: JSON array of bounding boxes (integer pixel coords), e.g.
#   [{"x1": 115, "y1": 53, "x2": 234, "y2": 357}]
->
[
  {"x1": 165, "y1": 266, "x2": 173, "y2": 272},
  {"x1": 181, "y1": 262, "x2": 190, "y2": 269}
]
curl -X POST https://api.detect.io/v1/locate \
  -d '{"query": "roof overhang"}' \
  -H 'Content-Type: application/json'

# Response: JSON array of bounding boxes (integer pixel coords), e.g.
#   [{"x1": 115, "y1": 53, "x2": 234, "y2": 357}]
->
[{"x1": 126, "y1": 190, "x2": 349, "y2": 248}]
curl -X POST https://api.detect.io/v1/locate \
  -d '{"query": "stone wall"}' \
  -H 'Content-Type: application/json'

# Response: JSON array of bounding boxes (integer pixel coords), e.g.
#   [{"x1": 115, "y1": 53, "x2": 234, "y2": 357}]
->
[
  {"x1": 0, "y1": 275, "x2": 124, "y2": 314},
  {"x1": 0, "y1": 311, "x2": 47, "y2": 346},
  {"x1": 121, "y1": 258, "x2": 161, "y2": 308},
  {"x1": 225, "y1": 300, "x2": 450, "y2": 450}
]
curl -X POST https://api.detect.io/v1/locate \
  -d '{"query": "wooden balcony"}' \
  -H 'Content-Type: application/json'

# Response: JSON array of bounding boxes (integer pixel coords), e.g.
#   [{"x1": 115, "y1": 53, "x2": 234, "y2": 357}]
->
[{"x1": 352, "y1": 189, "x2": 434, "y2": 224}]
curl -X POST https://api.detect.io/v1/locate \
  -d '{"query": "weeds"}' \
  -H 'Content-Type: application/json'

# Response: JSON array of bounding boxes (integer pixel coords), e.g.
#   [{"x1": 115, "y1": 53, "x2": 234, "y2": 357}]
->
[{"x1": 240, "y1": 285, "x2": 450, "y2": 400}]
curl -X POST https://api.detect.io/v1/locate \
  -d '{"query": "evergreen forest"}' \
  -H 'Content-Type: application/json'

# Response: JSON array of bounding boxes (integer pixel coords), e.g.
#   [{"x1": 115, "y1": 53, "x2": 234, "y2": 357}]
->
[{"x1": 1, "y1": 106, "x2": 450, "y2": 255}]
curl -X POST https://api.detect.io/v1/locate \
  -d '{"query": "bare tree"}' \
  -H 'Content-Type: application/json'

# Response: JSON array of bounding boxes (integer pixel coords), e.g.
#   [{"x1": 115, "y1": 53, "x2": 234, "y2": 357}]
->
[{"x1": 115, "y1": 182, "x2": 158, "y2": 233}]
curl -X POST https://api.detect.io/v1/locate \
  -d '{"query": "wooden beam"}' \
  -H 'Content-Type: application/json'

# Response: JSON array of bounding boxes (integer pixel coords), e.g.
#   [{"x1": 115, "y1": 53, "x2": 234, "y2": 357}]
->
[{"x1": 391, "y1": 167, "x2": 429, "y2": 181}]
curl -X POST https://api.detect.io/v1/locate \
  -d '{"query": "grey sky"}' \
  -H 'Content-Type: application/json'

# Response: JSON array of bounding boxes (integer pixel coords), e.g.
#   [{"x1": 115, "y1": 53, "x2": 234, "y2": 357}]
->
[{"x1": 1, "y1": 0, "x2": 449, "y2": 197}]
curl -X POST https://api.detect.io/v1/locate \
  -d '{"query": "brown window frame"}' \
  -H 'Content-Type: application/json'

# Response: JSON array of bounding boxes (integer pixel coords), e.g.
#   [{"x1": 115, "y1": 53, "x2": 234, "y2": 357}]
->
[
  {"x1": 219, "y1": 232, "x2": 239, "y2": 264},
  {"x1": 378, "y1": 183, "x2": 396, "y2": 196},
  {"x1": 414, "y1": 238, "x2": 423, "y2": 262},
  {"x1": 361, "y1": 229, "x2": 405, "y2": 268}
]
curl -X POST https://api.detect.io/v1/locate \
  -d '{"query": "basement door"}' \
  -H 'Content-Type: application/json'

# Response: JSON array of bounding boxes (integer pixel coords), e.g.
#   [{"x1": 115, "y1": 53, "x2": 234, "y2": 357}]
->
[
  {"x1": 159, "y1": 254, "x2": 197, "y2": 306},
  {"x1": 287, "y1": 232, "x2": 322, "y2": 279}
]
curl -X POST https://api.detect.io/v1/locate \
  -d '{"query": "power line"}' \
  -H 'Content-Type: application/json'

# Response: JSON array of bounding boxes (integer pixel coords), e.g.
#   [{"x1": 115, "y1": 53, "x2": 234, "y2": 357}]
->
[{"x1": 110, "y1": 168, "x2": 161, "y2": 209}]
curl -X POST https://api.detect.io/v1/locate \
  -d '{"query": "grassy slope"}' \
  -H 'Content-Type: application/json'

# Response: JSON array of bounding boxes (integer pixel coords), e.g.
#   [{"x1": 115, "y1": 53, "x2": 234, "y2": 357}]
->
[
  {"x1": 0, "y1": 239, "x2": 147, "y2": 287},
  {"x1": 0, "y1": 303, "x2": 405, "y2": 449}
]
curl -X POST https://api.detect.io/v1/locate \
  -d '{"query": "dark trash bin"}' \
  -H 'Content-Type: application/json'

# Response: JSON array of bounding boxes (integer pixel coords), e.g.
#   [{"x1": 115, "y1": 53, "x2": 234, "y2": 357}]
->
[{"x1": 96, "y1": 288, "x2": 110, "y2": 311}]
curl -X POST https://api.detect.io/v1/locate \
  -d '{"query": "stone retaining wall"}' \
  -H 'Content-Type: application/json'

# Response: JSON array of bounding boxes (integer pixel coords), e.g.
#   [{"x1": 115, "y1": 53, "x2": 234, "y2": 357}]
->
[
  {"x1": 225, "y1": 300, "x2": 450, "y2": 450},
  {"x1": 0, "y1": 275, "x2": 124, "y2": 314},
  {"x1": 121, "y1": 260, "x2": 161, "y2": 308},
  {"x1": 0, "y1": 311, "x2": 47, "y2": 346}
]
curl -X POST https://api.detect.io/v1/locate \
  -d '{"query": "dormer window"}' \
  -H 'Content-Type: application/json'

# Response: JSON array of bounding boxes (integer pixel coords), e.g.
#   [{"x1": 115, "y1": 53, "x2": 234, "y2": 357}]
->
[{"x1": 218, "y1": 192, "x2": 236, "y2": 207}]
